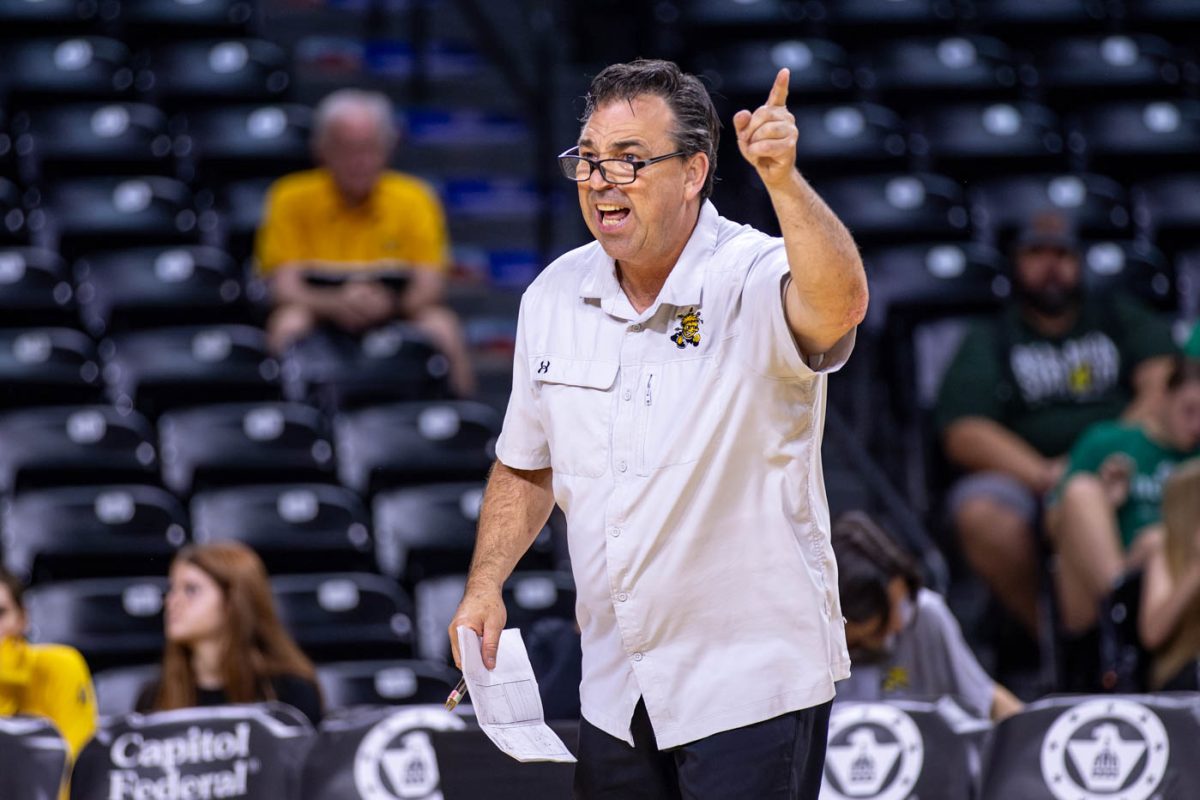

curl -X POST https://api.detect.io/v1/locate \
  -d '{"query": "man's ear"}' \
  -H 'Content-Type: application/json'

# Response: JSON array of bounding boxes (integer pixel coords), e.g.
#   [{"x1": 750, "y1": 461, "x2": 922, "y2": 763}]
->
[{"x1": 683, "y1": 152, "x2": 709, "y2": 201}]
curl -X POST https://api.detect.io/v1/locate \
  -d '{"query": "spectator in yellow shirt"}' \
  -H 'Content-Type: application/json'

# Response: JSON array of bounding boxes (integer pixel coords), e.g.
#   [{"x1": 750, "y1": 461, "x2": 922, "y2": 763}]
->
[
  {"x1": 255, "y1": 88, "x2": 476, "y2": 396},
  {"x1": 0, "y1": 567, "x2": 97, "y2": 765}
]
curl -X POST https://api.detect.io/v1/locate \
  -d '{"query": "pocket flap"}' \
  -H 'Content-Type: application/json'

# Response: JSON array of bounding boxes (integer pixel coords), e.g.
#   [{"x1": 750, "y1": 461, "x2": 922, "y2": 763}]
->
[{"x1": 530, "y1": 356, "x2": 619, "y2": 390}]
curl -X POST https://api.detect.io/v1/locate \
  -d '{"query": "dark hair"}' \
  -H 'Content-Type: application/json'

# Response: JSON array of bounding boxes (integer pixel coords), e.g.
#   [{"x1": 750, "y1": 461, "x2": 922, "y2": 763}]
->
[
  {"x1": 832, "y1": 511, "x2": 922, "y2": 626},
  {"x1": 0, "y1": 566, "x2": 24, "y2": 613},
  {"x1": 582, "y1": 59, "x2": 721, "y2": 201},
  {"x1": 1166, "y1": 355, "x2": 1200, "y2": 393}
]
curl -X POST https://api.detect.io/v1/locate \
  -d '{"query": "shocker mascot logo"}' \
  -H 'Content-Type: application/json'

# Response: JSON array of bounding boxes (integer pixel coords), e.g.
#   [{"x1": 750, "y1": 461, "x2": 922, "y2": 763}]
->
[
  {"x1": 821, "y1": 704, "x2": 924, "y2": 800},
  {"x1": 670, "y1": 308, "x2": 702, "y2": 349},
  {"x1": 354, "y1": 708, "x2": 466, "y2": 800},
  {"x1": 1039, "y1": 698, "x2": 1169, "y2": 800}
]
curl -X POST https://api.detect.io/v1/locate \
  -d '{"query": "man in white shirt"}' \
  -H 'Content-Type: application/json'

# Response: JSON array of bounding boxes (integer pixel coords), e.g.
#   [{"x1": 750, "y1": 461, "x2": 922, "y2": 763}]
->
[{"x1": 449, "y1": 59, "x2": 868, "y2": 798}]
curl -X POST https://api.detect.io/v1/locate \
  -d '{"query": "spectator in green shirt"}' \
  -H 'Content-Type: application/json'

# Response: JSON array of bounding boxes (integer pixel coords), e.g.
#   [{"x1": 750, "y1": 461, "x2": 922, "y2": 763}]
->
[
  {"x1": 934, "y1": 210, "x2": 1177, "y2": 637},
  {"x1": 1045, "y1": 356, "x2": 1200, "y2": 634},
  {"x1": 1186, "y1": 320, "x2": 1200, "y2": 358}
]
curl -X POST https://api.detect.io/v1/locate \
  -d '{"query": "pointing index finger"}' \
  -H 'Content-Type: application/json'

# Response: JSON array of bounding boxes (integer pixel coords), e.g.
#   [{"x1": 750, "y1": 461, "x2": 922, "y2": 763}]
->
[{"x1": 766, "y1": 67, "x2": 789, "y2": 107}]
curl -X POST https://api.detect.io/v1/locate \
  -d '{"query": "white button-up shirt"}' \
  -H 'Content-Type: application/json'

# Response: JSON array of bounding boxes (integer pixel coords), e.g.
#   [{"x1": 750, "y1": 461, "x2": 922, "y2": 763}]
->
[{"x1": 495, "y1": 201, "x2": 852, "y2": 749}]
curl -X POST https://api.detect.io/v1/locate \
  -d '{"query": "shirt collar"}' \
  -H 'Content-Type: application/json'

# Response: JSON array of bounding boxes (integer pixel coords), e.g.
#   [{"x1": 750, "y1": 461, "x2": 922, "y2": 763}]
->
[{"x1": 579, "y1": 200, "x2": 719, "y2": 315}]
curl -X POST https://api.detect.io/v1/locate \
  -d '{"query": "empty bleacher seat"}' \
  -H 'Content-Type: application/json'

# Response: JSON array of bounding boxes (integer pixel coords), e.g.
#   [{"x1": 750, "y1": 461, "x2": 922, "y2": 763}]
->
[
  {"x1": 911, "y1": 101, "x2": 1067, "y2": 179},
  {"x1": 218, "y1": 175, "x2": 271, "y2": 263},
  {"x1": 0, "y1": 247, "x2": 73, "y2": 327},
  {"x1": 158, "y1": 401, "x2": 335, "y2": 496},
  {"x1": 1073, "y1": 99, "x2": 1200, "y2": 179},
  {"x1": 10, "y1": 102, "x2": 176, "y2": 182},
  {"x1": 0, "y1": 108, "x2": 16, "y2": 182},
  {"x1": 0, "y1": 0, "x2": 101, "y2": 39},
  {"x1": 413, "y1": 574, "x2": 467, "y2": 662},
  {"x1": 92, "y1": 664, "x2": 160, "y2": 717},
  {"x1": 682, "y1": 0, "x2": 824, "y2": 27},
  {"x1": 2, "y1": 484, "x2": 186, "y2": 582},
  {"x1": 0, "y1": 405, "x2": 158, "y2": 493},
  {"x1": 791, "y1": 102, "x2": 908, "y2": 178},
  {"x1": 23, "y1": 576, "x2": 167, "y2": 670},
  {"x1": 0, "y1": 37, "x2": 134, "y2": 105},
  {"x1": 0, "y1": 178, "x2": 32, "y2": 245},
  {"x1": 282, "y1": 324, "x2": 451, "y2": 413},
  {"x1": 863, "y1": 35, "x2": 1025, "y2": 109},
  {"x1": 335, "y1": 401, "x2": 500, "y2": 495},
  {"x1": 143, "y1": 39, "x2": 290, "y2": 111},
  {"x1": 0, "y1": 717, "x2": 68, "y2": 800},
  {"x1": 1080, "y1": 240, "x2": 1176, "y2": 311},
  {"x1": 118, "y1": 0, "x2": 256, "y2": 41},
  {"x1": 177, "y1": 103, "x2": 312, "y2": 189},
  {"x1": 1133, "y1": 173, "x2": 1200, "y2": 260},
  {"x1": 827, "y1": 0, "x2": 958, "y2": 41},
  {"x1": 0, "y1": 327, "x2": 102, "y2": 409},
  {"x1": 190, "y1": 483, "x2": 374, "y2": 573},
  {"x1": 101, "y1": 324, "x2": 281, "y2": 418},
  {"x1": 969, "y1": 172, "x2": 1130, "y2": 245},
  {"x1": 502, "y1": 571, "x2": 576, "y2": 634},
  {"x1": 811, "y1": 172, "x2": 970, "y2": 246},
  {"x1": 1127, "y1": 0, "x2": 1200, "y2": 32},
  {"x1": 317, "y1": 659, "x2": 460, "y2": 709},
  {"x1": 75, "y1": 245, "x2": 249, "y2": 336},
  {"x1": 41, "y1": 175, "x2": 203, "y2": 262},
  {"x1": 1035, "y1": 34, "x2": 1184, "y2": 105},
  {"x1": 963, "y1": 0, "x2": 1113, "y2": 31},
  {"x1": 694, "y1": 39, "x2": 855, "y2": 102},
  {"x1": 271, "y1": 572, "x2": 416, "y2": 661}
]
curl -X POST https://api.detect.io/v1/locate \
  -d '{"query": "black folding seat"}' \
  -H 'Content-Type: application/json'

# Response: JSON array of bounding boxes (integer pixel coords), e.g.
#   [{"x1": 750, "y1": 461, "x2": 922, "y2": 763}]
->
[
  {"x1": 790, "y1": 102, "x2": 908, "y2": 179},
  {"x1": 1073, "y1": 99, "x2": 1200, "y2": 180},
  {"x1": 442, "y1": 178, "x2": 541, "y2": 253},
  {"x1": 911, "y1": 101, "x2": 1066, "y2": 180},
  {"x1": 372, "y1": 481, "x2": 555, "y2": 587},
  {"x1": 317, "y1": 659, "x2": 460, "y2": 709},
  {"x1": 693, "y1": 39, "x2": 855, "y2": 103},
  {"x1": 1078, "y1": 240, "x2": 1176, "y2": 312},
  {"x1": 1126, "y1": 0, "x2": 1200, "y2": 34},
  {"x1": 118, "y1": 0, "x2": 256, "y2": 42},
  {"x1": 190, "y1": 483, "x2": 374, "y2": 574},
  {"x1": 22, "y1": 576, "x2": 167, "y2": 670},
  {"x1": 1035, "y1": 34, "x2": 1184, "y2": 106},
  {"x1": 412, "y1": 573, "x2": 466, "y2": 662},
  {"x1": 827, "y1": 0, "x2": 958, "y2": 45},
  {"x1": 0, "y1": 0, "x2": 102, "y2": 39},
  {"x1": 40, "y1": 176, "x2": 202, "y2": 263},
  {"x1": 283, "y1": 324, "x2": 451, "y2": 413},
  {"x1": 158, "y1": 401, "x2": 335, "y2": 496},
  {"x1": 396, "y1": 109, "x2": 535, "y2": 180},
  {"x1": 0, "y1": 717, "x2": 68, "y2": 800},
  {"x1": 177, "y1": 103, "x2": 311, "y2": 190},
  {"x1": 0, "y1": 247, "x2": 76, "y2": 327},
  {"x1": 1133, "y1": 173, "x2": 1200, "y2": 261},
  {"x1": 335, "y1": 401, "x2": 501, "y2": 495},
  {"x1": 0, "y1": 327, "x2": 103, "y2": 409},
  {"x1": 74, "y1": 245, "x2": 249, "y2": 336},
  {"x1": 962, "y1": 0, "x2": 1113, "y2": 32},
  {"x1": 502, "y1": 571, "x2": 577, "y2": 635},
  {"x1": 810, "y1": 172, "x2": 971, "y2": 246},
  {"x1": 0, "y1": 109, "x2": 15, "y2": 182},
  {"x1": 969, "y1": 172, "x2": 1130, "y2": 246},
  {"x1": 218, "y1": 175, "x2": 272, "y2": 263},
  {"x1": 142, "y1": 39, "x2": 289, "y2": 113},
  {"x1": 11, "y1": 103, "x2": 175, "y2": 183},
  {"x1": 270, "y1": 572, "x2": 416, "y2": 661},
  {"x1": 0, "y1": 178, "x2": 32, "y2": 245},
  {"x1": 0, "y1": 37, "x2": 134, "y2": 106},
  {"x1": 864, "y1": 35, "x2": 1026, "y2": 110},
  {"x1": 683, "y1": 0, "x2": 824, "y2": 27},
  {"x1": 2, "y1": 484, "x2": 186, "y2": 583},
  {"x1": 92, "y1": 664, "x2": 159, "y2": 716},
  {"x1": 0, "y1": 405, "x2": 158, "y2": 494},
  {"x1": 101, "y1": 324, "x2": 280, "y2": 418}
]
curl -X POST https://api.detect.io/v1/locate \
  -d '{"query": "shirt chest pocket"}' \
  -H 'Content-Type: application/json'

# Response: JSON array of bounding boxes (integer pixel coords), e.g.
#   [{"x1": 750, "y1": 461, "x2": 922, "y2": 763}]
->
[
  {"x1": 637, "y1": 355, "x2": 717, "y2": 474},
  {"x1": 531, "y1": 356, "x2": 619, "y2": 478}
]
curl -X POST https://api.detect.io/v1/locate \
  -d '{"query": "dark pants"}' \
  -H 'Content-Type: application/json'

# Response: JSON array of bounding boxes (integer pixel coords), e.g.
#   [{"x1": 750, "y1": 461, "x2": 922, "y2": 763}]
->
[{"x1": 574, "y1": 698, "x2": 832, "y2": 800}]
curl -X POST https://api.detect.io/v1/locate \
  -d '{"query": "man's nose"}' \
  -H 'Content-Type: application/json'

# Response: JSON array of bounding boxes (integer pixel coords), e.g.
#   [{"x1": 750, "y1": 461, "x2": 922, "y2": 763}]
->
[{"x1": 587, "y1": 164, "x2": 614, "y2": 190}]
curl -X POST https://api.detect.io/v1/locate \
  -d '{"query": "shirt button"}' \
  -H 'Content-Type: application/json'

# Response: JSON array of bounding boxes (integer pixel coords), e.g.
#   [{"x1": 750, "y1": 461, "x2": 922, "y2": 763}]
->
[
  {"x1": 617, "y1": 460, "x2": 627, "y2": 473},
  {"x1": 616, "y1": 592, "x2": 628, "y2": 602},
  {"x1": 623, "y1": 389, "x2": 632, "y2": 401},
  {"x1": 632, "y1": 652, "x2": 644, "y2": 662},
  {"x1": 609, "y1": 527, "x2": 621, "y2": 538},
  {"x1": 630, "y1": 324, "x2": 643, "y2": 332}
]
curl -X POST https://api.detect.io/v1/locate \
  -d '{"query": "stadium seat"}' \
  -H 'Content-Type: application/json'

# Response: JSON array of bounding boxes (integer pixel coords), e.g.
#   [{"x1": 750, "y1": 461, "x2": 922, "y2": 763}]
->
[
  {"x1": 502, "y1": 571, "x2": 576, "y2": 634},
  {"x1": 911, "y1": 101, "x2": 1067, "y2": 179},
  {"x1": 2, "y1": 484, "x2": 186, "y2": 583},
  {"x1": 790, "y1": 102, "x2": 908, "y2": 178},
  {"x1": 0, "y1": 37, "x2": 134, "y2": 106},
  {"x1": 217, "y1": 175, "x2": 271, "y2": 263},
  {"x1": 158, "y1": 401, "x2": 335, "y2": 496},
  {"x1": 969, "y1": 172, "x2": 1131, "y2": 246},
  {"x1": 1126, "y1": 0, "x2": 1200, "y2": 33},
  {"x1": 0, "y1": 0, "x2": 101, "y2": 39},
  {"x1": 74, "y1": 245, "x2": 249, "y2": 336},
  {"x1": 316, "y1": 659, "x2": 460, "y2": 709},
  {"x1": 963, "y1": 0, "x2": 1113, "y2": 31},
  {"x1": 373, "y1": 482, "x2": 555, "y2": 587},
  {"x1": 413, "y1": 573, "x2": 467, "y2": 662},
  {"x1": 693, "y1": 39, "x2": 855, "y2": 102},
  {"x1": 92, "y1": 664, "x2": 160, "y2": 717},
  {"x1": 1035, "y1": 34, "x2": 1185, "y2": 105},
  {"x1": 118, "y1": 0, "x2": 256, "y2": 41},
  {"x1": 10, "y1": 102, "x2": 176, "y2": 183},
  {"x1": 682, "y1": 0, "x2": 825, "y2": 27},
  {"x1": 0, "y1": 109, "x2": 15, "y2": 182},
  {"x1": 1132, "y1": 173, "x2": 1200, "y2": 261},
  {"x1": 863, "y1": 35, "x2": 1025, "y2": 110},
  {"x1": 190, "y1": 483, "x2": 374, "y2": 574},
  {"x1": 22, "y1": 576, "x2": 167, "y2": 670},
  {"x1": 0, "y1": 717, "x2": 68, "y2": 800},
  {"x1": 1177, "y1": 246, "x2": 1200, "y2": 321},
  {"x1": 101, "y1": 324, "x2": 281, "y2": 418},
  {"x1": 0, "y1": 247, "x2": 74, "y2": 327},
  {"x1": 0, "y1": 327, "x2": 103, "y2": 409},
  {"x1": 40, "y1": 175, "x2": 203, "y2": 262},
  {"x1": 1079, "y1": 240, "x2": 1176, "y2": 311},
  {"x1": 397, "y1": 108, "x2": 535, "y2": 180},
  {"x1": 142, "y1": 39, "x2": 290, "y2": 112},
  {"x1": 0, "y1": 178, "x2": 31, "y2": 245},
  {"x1": 271, "y1": 572, "x2": 416, "y2": 661},
  {"x1": 1073, "y1": 99, "x2": 1200, "y2": 180},
  {"x1": 810, "y1": 172, "x2": 971, "y2": 246},
  {"x1": 827, "y1": 0, "x2": 958, "y2": 44},
  {"x1": 177, "y1": 103, "x2": 312, "y2": 189},
  {"x1": 335, "y1": 401, "x2": 501, "y2": 495},
  {"x1": 0, "y1": 405, "x2": 158, "y2": 493},
  {"x1": 282, "y1": 324, "x2": 451, "y2": 413}
]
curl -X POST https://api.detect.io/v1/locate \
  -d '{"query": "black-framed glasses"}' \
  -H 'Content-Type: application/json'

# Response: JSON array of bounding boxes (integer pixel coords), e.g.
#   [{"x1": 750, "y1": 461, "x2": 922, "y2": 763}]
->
[{"x1": 557, "y1": 147, "x2": 687, "y2": 185}]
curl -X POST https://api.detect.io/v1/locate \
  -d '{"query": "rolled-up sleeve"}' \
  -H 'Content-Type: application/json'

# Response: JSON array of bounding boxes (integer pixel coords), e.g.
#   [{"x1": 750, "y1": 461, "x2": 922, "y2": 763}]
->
[{"x1": 494, "y1": 296, "x2": 551, "y2": 470}]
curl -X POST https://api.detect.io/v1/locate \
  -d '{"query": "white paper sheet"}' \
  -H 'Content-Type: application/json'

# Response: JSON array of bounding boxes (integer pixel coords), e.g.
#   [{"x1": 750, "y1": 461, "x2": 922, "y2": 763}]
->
[{"x1": 456, "y1": 625, "x2": 577, "y2": 763}]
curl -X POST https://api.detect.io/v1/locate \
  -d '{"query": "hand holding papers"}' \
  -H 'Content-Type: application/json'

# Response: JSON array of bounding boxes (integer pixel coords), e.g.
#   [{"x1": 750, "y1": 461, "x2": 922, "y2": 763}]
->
[{"x1": 455, "y1": 626, "x2": 577, "y2": 763}]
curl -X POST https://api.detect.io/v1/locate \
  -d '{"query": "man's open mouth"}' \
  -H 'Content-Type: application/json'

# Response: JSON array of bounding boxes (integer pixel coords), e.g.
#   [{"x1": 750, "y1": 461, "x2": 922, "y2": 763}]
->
[{"x1": 596, "y1": 203, "x2": 631, "y2": 230}]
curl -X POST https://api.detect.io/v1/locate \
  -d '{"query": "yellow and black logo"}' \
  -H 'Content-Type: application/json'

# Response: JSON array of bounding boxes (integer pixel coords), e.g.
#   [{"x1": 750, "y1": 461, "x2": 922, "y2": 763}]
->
[{"x1": 670, "y1": 308, "x2": 702, "y2": 349}]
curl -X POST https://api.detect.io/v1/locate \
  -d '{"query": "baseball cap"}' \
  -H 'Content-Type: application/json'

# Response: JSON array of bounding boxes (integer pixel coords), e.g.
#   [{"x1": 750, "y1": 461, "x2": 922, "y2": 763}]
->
[{"x1": 1013, "y1": 209, "x2": 1081, "y2": 253}]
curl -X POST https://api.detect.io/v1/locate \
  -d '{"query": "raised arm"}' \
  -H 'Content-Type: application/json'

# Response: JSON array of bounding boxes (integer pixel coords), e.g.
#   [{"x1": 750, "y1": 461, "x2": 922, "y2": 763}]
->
[
  {"x1": 448, "y1": 461, "x2": 555, "y2": 669},
  {"x1": 733, "y1": 68, "x2": 868, "y2": 358}
]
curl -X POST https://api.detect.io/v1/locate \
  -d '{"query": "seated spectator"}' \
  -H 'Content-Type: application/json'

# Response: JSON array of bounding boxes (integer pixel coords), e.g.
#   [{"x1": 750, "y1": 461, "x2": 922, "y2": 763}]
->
[
  {"x1": 0, "y1": 567, "x2": 97, "y2": 797},
  {"x1": 1188, "y1": 320, "x2": 1199, "y2": 358},
  {"x1": 1045, "y1": 356, "x2": 1200, "y2": 635},
  {"x1": 255, "y1": 88, "x2": 476, "y2": 397},
  {"x1": 832, "y1": 512, "x2": 1022, "y2": 721},
  {"x1": 1138, "y1": 458, "x2": 1200, "y2": 690},
  {"x1": 935, "y1": 210, "x2": 1177, "y2": 636},
  {"x1": 136, "y1": 542, "x2": 322, "y2": 725}
]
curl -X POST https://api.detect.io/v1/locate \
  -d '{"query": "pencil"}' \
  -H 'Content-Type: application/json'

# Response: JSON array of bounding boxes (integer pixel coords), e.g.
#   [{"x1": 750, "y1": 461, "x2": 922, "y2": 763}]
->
[{"x1": 444, "y1": 677, "x2": 468, "y2": 711}]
